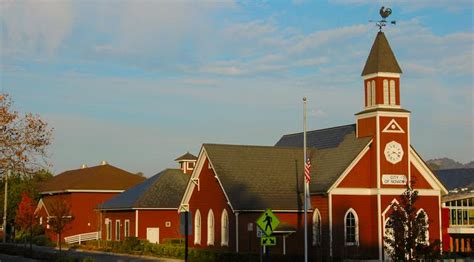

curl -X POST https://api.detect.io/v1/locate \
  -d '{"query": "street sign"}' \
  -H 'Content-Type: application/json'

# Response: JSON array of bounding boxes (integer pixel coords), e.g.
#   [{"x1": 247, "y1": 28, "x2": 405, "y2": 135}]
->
[
  {"x1": 256, "y1": 208, "x2": 280, "y2": 237},
  {"x1": 261, "y1": 236, "x2": 276, "y2": 246}
]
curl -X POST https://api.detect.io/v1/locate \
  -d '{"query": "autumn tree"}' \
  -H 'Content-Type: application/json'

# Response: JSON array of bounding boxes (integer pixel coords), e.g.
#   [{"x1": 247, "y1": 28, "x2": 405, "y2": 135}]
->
[
  {"x1": 15, "y1": 192, "x2": 37, "y2": 249},
  {"x1": 384, "y1": 184, "x2": 439, "y2": 261},
  {"x1": 48, "y1": 197, "x2": 74, "y2": 254},
  {"x1": 1, "y1": 93, "x2": 52, "y2": 241}
]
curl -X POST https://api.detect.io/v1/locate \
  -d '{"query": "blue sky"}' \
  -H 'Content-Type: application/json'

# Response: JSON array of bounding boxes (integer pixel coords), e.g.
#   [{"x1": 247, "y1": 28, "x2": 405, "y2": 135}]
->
[{"x1": 1, "y1": 0, "x2": 472, "y2": 176}]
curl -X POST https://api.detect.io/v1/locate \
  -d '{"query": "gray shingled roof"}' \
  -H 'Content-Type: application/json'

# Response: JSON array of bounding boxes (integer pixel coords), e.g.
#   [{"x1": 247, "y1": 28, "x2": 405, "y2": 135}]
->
[
  {"x1": 99, "y1": 169, "x2": 190, "y2": 210},
  {"x1": 204, "y1": 127, "x2": 370, "y2": 211},
  {"x1": 175, "y1": 152, "x2": 198, "y2": 161},
  {"x1": 275, "y1": 124, "x2": 356, "y2": 149},
  {"x1": 435, "y1": 168, "x2": 474, "y2": 190},
  {"x1": 361, "y1": 31, "x2": 402, "y2": 76}
]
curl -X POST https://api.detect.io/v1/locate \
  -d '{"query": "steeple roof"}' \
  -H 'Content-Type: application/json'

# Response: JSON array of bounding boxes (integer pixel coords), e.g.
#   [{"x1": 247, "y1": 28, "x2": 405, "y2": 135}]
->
[{"x1": 361, "y1": 31, "x2": 402, "y2": 76}]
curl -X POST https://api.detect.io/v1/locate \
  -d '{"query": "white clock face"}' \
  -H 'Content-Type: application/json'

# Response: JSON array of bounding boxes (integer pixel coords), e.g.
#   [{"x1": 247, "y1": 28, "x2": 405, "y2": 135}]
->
[{"x1": 384, "y1": 141, "x2": 404, "y2": 164}]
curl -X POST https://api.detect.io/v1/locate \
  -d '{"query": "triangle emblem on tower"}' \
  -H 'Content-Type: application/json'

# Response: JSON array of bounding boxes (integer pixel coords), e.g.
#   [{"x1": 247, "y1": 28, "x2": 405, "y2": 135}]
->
[{"x1": 382, "y1": 119, "x2": 405, "y2": 133}]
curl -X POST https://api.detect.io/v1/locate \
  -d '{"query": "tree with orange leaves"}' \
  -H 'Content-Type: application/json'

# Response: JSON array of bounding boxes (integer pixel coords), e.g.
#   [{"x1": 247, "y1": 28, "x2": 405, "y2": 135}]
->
[{"x1": 1, "y1": 93, "x2": 52, "y2": 242}]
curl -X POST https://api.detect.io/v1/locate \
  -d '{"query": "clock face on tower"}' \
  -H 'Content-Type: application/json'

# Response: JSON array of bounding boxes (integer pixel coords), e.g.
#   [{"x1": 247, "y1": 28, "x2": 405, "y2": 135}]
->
[{"x1": 384, "y1": 141, "x2": 404, "y2": 164}]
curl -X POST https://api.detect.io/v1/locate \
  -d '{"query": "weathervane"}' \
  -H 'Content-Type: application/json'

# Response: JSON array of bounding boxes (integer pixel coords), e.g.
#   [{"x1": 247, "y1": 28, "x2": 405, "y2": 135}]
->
[{"x1": 369, "y1": 6, "x2": 396, "y2": 31}]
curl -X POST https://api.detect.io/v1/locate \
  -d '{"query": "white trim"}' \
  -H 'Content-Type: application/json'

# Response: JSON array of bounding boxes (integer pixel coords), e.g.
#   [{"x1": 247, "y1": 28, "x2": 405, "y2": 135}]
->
[
  {"x1": 329, "y1": 192, "x2": 333, "y2": 257},
  {"x1": 381, "y1": 199, "x2": 399, "y2": 217},
  {"x1": 344, "y1": 208, "x2": 359, "y2": 246},
  {"x1": 327, "y1": 141, "x2": 372, "y2": 192},
  {"x1": 312, "y1": 208, "x2": 322, "y2": 246},
  {"x1": 124, "y1": 219, "x2": 130, "y2": 238},
  {"x1": 409, "y1": 148, "x2": 448, "y2": 194},
  {"x1": 331, "y1": 188, "x2": 441, "y2": 196},
  {"x1": 194, "y1": 209, "x2": 201, "y2": 245},
  {"x1": 382, "y1": 119, "x2": 405, "y2": 133},
  {"x1": 355, "y1": 110, "x2": 409, "y2": 120},
  {"x1": 362, "y1": 72, "x2": 401, "y2": 80},
  {"x1": 207, "y1": 209, "x2": 215, "y2": 246},
  {"x1": 447, "y1": 227, "x2": 474, "y2": 234},
  {"x1": 115, "y1": 219, "x2": 121, "y2": 241},
  {"x1": 40, "y1": 189, "x2": 124, "y2": 194},
  {"x1": 221, "y1": 209, "x2": 229, "y2": 246},
  {"x1": 180, "y1": 147, "x2": 235, "y2": 213},
  {"x1": 35, "y1": 198, "x2": 50, "y2": 217},
  {"x1": 438, "y1": 194, "x2": 443, "y2": 251},
  {"x1": 135, "y1": 210, "x2": 139, "y2": 237},
  {"x1": 377, "y1": 114, "x2": 382, "y2": 261},
  {"x1": 416, "y1": 209, "x2": 429, "y2": 244}
]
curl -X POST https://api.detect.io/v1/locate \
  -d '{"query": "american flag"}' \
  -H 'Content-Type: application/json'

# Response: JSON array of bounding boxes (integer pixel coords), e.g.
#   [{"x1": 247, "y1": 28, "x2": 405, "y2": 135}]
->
[{"x1": 304, "y1": 157, "x2": 311, "y2": 184}]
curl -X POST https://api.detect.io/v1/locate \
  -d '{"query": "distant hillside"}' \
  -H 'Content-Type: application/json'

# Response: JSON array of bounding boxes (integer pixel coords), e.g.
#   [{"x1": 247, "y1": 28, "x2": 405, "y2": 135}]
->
[{"x1": 427, "y1": 158, "x2": 474, "y2": 170}]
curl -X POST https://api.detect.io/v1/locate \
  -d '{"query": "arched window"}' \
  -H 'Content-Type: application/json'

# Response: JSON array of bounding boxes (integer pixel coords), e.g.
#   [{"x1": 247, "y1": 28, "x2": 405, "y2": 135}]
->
[
  {"x1": 383, "y1": 79, "x2": 389, "y2": 105},
  {"x1": 389, "y1": 80, "x2": 396, "y2": 105},
  {"x1": 194, "y1": 210, "x2": 201, "y2": 244},
  {"x1": 371, "y1": 80, "x2": 376, "y2": 105},
  {"x1": 221, "y1": 209, "x2": 229, "y2": 246},
  {"x1": 207, "y1": 209, "x2": 215, "y2": 246},
  {"x1": 366, "y1": 82, "x2": 371, "y2": 107},
  {"x1": 312, "y1": 209, "x2": 322, "y2": 246},
  {"x1": 344, "y1": 208, "x2": 359, "y2": 246},
  {"x1": 416, "y1": 209, "x2": 429, "y2": 245}
]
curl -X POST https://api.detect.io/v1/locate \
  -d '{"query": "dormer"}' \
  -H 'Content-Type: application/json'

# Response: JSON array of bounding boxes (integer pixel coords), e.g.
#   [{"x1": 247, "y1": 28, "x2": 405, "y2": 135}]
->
[
  {"x1": 175, "y1": 152, "x2": 198, "y2": 175},
  {"x1": 361, "y1": 31, "x2": 402, "y2": 109}
]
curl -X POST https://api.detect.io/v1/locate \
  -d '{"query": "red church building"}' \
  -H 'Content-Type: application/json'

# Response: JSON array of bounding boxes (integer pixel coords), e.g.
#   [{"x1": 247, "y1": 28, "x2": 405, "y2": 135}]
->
[
  {"x1": 35, "y1": 162, "x2": 145, "y2": 243},
  {"x1": 178, "y1": 31, "x2": 448, "y2": 260}
]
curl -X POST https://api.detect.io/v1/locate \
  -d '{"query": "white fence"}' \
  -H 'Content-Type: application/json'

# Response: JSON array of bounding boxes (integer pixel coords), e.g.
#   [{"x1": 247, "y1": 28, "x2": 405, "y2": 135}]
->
[{"x1": 64, "y1": 231, "x2": 100, "y2": 244}]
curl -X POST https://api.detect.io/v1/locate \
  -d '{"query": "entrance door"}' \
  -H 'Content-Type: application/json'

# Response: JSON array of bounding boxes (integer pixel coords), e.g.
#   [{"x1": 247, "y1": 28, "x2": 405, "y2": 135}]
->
[{"x1": 146, "y1": 227, "x2": 160, "y2": 244}]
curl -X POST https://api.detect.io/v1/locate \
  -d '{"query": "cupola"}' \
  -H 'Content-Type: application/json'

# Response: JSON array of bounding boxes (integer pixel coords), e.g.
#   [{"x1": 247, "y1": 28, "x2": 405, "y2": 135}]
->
[
  {"x1": 175, "y1": 152, "x2": 198, "y2": 175},
  {"x1": 361, "y1": 31, "x2": 402, "y2": 109}
]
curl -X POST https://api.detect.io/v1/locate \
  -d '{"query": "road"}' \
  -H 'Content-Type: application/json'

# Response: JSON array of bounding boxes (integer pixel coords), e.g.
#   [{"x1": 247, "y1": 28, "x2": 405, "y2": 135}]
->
[{"x1": 0, "y1": 243, "x2": 183, "y2": 262}]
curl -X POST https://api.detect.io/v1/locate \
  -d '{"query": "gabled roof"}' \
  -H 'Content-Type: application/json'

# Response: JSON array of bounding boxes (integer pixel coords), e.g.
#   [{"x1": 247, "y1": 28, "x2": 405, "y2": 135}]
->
[
  {"x1": 39, "y1": 164, "x2": 145, "y2": 193},
  {"x1": 361, "y1": 31, "x2": 402, "y2": 76},
  {"x1": 99, "y1": 169, "x2": 190, "y2": 210},
  {"x1": 175, "y1": 152, "x2": 198, "y2": 161},
  {"x1": 275, "y1": 124, "x2": 372, "y2": 192},
  {"x1": 201, "y1": 127, "x2": 371, "y2": 210},
  {"x1": 435, "y1": 168, "x2": 474, "y2": 190}
]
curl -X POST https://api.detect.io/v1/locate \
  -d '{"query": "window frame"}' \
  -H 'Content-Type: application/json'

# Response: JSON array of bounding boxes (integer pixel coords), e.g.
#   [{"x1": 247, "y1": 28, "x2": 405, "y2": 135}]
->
[
  {"x1": 194, "y1": 209, "x2": 201, "y2": 245},
  {"x1": 344, "y1": 208, "x2": 359, "y2": 246},
  {"x1": 221, "y1": 209, "x2": 229, "y2": 246},
  {"x1": 115, "y1": 220, "x2": 121, "y2": 241},
  {"x1": 207, "y1": 209, "x2": 215, "y2": 246},
  {"x1": 312, "y1": 209, "x2": 322, "y2": 246}
]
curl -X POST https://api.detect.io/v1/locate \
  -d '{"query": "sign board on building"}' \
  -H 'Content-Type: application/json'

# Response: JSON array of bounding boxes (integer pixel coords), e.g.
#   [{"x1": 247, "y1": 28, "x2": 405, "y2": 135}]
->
[{"x1": 382, "y1": 174, "x2": 407, "y2": 185}]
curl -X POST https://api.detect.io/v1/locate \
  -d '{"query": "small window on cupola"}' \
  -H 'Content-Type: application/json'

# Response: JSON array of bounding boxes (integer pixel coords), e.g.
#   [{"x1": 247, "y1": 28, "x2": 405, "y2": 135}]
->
[
  {"x1": 370, "y1": 80, "x2": 376, "y2": 105},
  {"x1": 389, "y1": 80, "x2": 396, "y2": 105},
  {"x1": 383, "y1": 80, "x2": 389, "y2": 105},
  {"x1": 366, "y1": 82, "x2": 371, "y2": 107}
]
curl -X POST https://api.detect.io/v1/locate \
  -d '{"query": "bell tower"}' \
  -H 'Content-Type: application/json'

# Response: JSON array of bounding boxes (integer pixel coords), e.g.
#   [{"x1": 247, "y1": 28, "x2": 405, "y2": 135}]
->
[{"x1": 356, "y1": 30, "x2": 411, "y2": 189}]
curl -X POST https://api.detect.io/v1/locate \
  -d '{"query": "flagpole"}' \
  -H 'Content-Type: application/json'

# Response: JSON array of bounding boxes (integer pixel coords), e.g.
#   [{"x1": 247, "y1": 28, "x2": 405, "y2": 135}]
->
[{"x1": 303, "y1": 97, "x2": 308, "y2": 262}]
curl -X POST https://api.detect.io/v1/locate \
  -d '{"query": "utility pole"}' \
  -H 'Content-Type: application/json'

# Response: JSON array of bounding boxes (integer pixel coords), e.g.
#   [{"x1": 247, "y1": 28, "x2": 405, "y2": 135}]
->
[{"x1": 3, "y1": 169, "x2": 10, "y2": 243}]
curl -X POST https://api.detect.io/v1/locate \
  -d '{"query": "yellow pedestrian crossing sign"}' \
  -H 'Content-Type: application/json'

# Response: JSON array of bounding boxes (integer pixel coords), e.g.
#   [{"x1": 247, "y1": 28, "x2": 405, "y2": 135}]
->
[{"x1": 256, "y1": 208, "x2": 280, "y2": 236}]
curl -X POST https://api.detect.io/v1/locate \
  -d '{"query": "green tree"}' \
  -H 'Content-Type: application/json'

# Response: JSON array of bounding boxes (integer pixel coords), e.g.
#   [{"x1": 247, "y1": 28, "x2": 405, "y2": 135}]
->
[{"x1": 384, "y1": 184, "x2": 439, "y2": 261}]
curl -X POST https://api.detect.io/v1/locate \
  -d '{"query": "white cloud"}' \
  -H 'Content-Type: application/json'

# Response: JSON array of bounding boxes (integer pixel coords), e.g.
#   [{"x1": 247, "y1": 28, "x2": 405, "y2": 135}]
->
[{"x1": 1, "y1": 0, "x2": 73, "y2": 56}]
